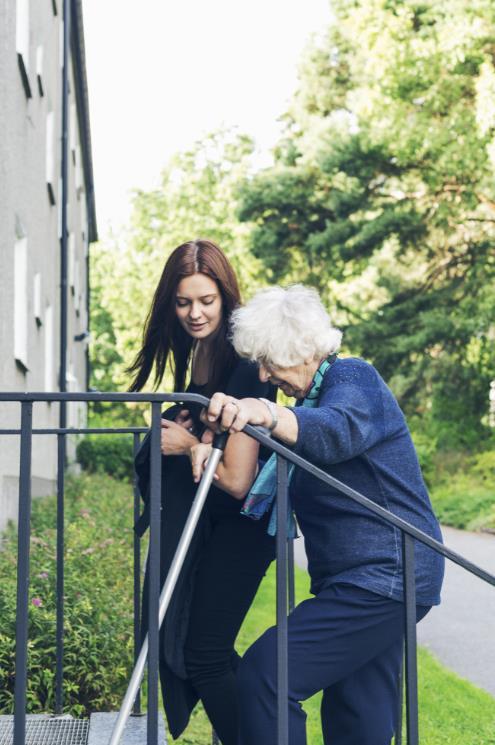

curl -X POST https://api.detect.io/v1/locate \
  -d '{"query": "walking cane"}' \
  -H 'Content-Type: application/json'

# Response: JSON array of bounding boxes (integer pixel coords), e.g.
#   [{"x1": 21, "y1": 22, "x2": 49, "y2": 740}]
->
[{"x1": 109, "y1": 430, "x2": 229, "y2": 745}]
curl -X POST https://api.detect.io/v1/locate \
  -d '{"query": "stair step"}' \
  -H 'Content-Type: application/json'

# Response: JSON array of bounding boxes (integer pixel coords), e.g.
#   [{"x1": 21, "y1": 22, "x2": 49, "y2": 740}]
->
[{"x1": 88, "y1": 712, "x2": 166, "y2": 745}]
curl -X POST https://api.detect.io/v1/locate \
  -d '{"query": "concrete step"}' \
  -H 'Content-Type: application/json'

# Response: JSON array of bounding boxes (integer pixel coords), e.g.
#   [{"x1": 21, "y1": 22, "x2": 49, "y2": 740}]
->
[{"x1": 88, "y1": 712, "x2": 167, "y2": 745}]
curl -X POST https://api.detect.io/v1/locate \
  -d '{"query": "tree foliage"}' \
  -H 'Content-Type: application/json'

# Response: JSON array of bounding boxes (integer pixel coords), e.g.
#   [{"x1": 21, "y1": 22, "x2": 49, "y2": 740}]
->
[
  {"x1": 239, "y1": 0, "x2": 495, "y2": 447},
  {"x1": 89, "y1": 3, "x2": 495, "y2": 446}
]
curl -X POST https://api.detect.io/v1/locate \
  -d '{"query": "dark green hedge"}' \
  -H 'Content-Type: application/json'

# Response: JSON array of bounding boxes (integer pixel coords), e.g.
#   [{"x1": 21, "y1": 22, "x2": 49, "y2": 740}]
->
[{"x1": 76, "y1": 435, "x2": 136, "y2": 481}]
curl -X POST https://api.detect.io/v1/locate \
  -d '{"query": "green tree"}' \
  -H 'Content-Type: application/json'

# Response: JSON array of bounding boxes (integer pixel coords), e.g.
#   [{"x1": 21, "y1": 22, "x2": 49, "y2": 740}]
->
[{"x1": 239, "y1": 0, "x2": 495, "y2": 447}]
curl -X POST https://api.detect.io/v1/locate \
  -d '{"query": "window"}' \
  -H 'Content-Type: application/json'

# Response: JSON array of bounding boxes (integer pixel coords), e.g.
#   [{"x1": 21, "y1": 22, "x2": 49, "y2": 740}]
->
[
  {"x1": 66, "y1": 362, "x2": 82, "y2": 429},
  {"x1": 80, "y1": 197, "x2": 87, "y2": 243},
  {"x1": 74, "y1": 259, "x2": 80, "y2": 314},
  {"x1": 68, "y1": 233, "x2": 75, "y2": 291},
  {"x1": 14, "y1": 236, "x2": 28, "y2": 371},
  {"x1": 75, "y1": 146, "x2": 83, "y2": 197},
  {"x1": 36, "y1": 45, "x2": 44, "y2": 96},
  {"x1": 59, "y1": 20, "x2": 64, "y2": 69},
  {"x1": 70, "y1": 104, "x2": 77, "y2": 163},
  {"x1": 16, "y1": 0, "x2": 31, "y2": 98},
  {"x1": 57, "y1": 177, "x2": 63, "y2": 238},
  {"x1": 80, "y1": 296, "x2": 88, "y2": 332},
  {"x1": 44, "y1": 305, "x2": 54, "y2": 391},
  {"x1": 33, "y1": 272, "x2": 42, "y2": 326},
  {"x1": 46, "y1": 111, "x2": 56, "y2": 204}
]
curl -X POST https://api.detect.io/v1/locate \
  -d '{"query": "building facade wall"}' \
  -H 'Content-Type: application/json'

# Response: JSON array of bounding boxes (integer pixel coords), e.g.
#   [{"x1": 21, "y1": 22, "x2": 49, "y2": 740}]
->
[{"x1": 0, "y1": 0, "x2": 94, "y2": 532}]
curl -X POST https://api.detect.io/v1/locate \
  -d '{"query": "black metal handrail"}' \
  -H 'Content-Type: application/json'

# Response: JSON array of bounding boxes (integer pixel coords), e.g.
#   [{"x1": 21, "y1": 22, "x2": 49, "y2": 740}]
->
[{"x1": 1, "y1": 390, "x2": 494, "y2": 745}]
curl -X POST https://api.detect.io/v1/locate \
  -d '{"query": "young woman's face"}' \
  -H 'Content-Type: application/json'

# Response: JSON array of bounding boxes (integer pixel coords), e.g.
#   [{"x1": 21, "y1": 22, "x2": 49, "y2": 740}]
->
[{"x1": 175, "y1": 273, "x2": 223, "y2": 340}]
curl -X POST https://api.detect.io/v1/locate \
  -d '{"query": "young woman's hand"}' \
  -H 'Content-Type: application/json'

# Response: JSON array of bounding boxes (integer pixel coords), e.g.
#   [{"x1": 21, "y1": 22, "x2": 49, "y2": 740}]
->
[
  {"x1": 174, "y1": 408, "x2": 195, "y2": 433},
  {"x1": 189, "y1": 442, "x2": 219, "y2": 483},
  {"x1": 161, "y1": 419, "x2": 199, "y2": 456},
  {"x1": 200, "y1": 427, "x2": 214, "y2": 444}
]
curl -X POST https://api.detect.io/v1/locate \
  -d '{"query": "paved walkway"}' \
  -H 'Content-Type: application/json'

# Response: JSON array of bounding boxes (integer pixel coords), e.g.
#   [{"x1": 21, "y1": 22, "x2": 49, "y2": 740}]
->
[{"x1": 292, "y1": 525, "x2": 495, "y2": 697}]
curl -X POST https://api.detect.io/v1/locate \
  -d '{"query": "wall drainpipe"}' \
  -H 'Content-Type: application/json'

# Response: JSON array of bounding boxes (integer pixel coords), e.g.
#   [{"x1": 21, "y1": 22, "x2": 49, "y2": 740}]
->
[{"x1": 55, "y1": 0, "x2": 71, "y2": 716}]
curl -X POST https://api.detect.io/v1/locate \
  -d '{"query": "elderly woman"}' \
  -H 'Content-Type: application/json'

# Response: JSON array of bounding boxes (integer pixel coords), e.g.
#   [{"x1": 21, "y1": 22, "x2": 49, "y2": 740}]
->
[{"x1": 201, "y1": 285, "x2": 444, "y2": 745}]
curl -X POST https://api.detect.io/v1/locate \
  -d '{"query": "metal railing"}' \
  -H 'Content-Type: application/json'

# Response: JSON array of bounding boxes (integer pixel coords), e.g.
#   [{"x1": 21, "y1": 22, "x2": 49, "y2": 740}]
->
[{"x1": 1, "y1": 390, "x2": 495, "y2": 745}]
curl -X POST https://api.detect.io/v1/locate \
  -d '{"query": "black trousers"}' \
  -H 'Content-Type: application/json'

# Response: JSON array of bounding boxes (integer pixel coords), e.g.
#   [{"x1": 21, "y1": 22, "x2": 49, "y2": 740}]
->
[{"x1": 183, "y1": 494, "x2": 275, "y2": 745}]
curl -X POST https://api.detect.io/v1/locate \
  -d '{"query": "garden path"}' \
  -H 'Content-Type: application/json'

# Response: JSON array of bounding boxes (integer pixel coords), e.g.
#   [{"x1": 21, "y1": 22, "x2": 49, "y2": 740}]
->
[{"x1": 292, "y1": 525, "x2": 495, "y2": 697}]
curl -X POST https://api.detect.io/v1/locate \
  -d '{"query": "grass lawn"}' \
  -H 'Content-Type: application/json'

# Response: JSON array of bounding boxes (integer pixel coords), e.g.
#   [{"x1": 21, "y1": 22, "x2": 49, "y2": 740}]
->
[{"x1": 176, "y1": 563, "x2": 495, "y2": 745}]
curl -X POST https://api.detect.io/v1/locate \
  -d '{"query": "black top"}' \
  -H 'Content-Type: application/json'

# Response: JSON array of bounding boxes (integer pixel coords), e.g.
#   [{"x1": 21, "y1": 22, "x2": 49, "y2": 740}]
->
[
  {"x1": 135, "y1": 358, "x2": 275, "y2": 529},
  {"x1": 134, "y1": 358, "x2": 275, "y2": 738}
]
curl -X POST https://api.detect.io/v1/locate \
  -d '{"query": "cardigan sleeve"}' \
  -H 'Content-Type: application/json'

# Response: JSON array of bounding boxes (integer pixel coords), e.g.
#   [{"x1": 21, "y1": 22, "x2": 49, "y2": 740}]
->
[{"x1": 290, "y1": 377, "x2": 384, "y2": 466}]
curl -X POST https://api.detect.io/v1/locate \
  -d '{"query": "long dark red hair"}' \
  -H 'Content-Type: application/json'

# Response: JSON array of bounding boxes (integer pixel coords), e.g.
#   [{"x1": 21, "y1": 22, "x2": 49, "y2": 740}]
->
[{"x1": 127, "y1": 239, "x2": 241, "y2": 395}]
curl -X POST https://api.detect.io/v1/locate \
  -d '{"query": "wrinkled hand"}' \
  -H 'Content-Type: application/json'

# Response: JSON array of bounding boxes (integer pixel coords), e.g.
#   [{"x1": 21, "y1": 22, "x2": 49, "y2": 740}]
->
[
  {"x1": 161, "y1": 419, "x2": 198, "y2": 456},
  {"x1": 189, "y1": 442, "x2": 220, "y2": 483},
  {"x1": 200, "y1": 394, "x2": 270, "y2": 434},
  {"x1": 174, "y1": 408, "x2": 195, "y2": 433}
]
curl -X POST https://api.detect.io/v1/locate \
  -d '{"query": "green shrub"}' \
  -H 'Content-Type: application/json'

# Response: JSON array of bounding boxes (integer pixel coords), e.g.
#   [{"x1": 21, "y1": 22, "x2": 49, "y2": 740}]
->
[
  {"x1": 76, "y1": 435, "x2": 136, "y2": 481},
  {"x1": 0, "y1": 473, "x2": 137, "y2": 716},
  {"x1": 410, "y1": 427, "x2": 438, "y2": 487},
  {"x1": 471, "y1": 450, "x2": 495, "y2": 482},
  {"x1": 429, "y1": 449, "x2": 495, "y2": 531}
]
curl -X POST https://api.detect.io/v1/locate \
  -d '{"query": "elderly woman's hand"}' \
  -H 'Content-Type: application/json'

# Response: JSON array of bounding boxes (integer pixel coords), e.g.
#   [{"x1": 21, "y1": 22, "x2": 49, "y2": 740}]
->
[{"x1": 201, "y1": 394, "x2": 272, "y2": 434}]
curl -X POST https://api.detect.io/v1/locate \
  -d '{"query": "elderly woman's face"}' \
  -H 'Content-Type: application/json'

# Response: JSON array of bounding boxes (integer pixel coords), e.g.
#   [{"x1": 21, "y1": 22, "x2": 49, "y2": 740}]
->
[{"x1": 259, "y1": 359, "x2": 320, "y2": 399}]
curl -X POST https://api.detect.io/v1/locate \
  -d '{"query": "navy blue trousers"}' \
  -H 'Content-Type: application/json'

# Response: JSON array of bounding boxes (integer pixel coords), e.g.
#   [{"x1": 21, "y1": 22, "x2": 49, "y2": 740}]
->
[{"x1": 237, "y1": 583, "x2": 430, "y2": 745}]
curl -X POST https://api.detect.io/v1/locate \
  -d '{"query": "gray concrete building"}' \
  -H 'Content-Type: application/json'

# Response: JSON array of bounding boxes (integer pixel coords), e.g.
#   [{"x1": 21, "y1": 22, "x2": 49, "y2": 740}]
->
[{"x1": 0, "y1": 0, "x2": 97, "y2": 531}]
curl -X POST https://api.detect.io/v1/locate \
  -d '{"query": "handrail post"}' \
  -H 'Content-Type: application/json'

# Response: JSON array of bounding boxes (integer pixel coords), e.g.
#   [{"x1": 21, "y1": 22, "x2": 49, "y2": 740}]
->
[
  {"x1": 55, "y1": 430, "x2": 66, "y2": 714},
  {"x1": 288, "y1": 537, "x2": 295, "y2": 614},
  {"x1": 395, "y1": 650, "x2": 404, "y2": 744},
  {"x1": 147, "y1": 403, "x2": 162, "y2": 745},
  {"x1": 276, "y1": 455, "x2": 289, "y2": 745},
  {"x1": 132, "y1": 432, "x2": 142, "y2": 716},
  {"x1": 14, "y1": 400, "x2": 33, "y2": 745},
  {"x1": 402, "y1": 532, "x2": 419, "y2": 745}
]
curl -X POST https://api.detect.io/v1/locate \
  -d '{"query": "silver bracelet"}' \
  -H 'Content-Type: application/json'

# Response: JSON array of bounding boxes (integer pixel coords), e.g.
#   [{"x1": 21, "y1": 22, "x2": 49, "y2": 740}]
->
[{"x1": 259, "y1": 397, "x2": 278, "y2": 432}]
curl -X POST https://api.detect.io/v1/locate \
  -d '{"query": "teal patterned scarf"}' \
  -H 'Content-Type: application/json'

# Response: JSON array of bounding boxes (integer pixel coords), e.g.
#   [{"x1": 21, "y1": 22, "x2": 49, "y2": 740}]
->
[{"x1": 241, "y1": 354, "x2": 337, "y2": 536}]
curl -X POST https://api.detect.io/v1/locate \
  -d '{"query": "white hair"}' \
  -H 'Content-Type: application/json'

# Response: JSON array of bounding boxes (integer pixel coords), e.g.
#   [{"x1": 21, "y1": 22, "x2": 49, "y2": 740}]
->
[{"x1": 230, "y1": 285, "x2": 343, "y2": 368}]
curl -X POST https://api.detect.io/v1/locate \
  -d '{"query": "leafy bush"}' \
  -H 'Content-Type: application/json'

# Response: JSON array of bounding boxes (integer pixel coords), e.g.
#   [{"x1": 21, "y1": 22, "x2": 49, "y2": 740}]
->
[
  {"x1": 471, "y1": 450, "x2": 495, "y2": 482},
  {"x1": 76, "y1": 435, "x2": 136, "y2": 481},
  {"x1": 0, "y1": 473, "x2": 138, "y2": 715},
  {"x1": 429, "y1": 449, "x2": 495, "y2": 532},
  {"x1": 410, "y1": 426, "x2": 438, "y2": 487}
]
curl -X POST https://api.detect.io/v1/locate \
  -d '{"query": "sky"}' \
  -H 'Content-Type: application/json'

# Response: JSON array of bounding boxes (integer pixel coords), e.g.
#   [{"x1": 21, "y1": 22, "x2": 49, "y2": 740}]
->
[{"x1": 82, "y1": 0, "x2": 332, "y2": 236}]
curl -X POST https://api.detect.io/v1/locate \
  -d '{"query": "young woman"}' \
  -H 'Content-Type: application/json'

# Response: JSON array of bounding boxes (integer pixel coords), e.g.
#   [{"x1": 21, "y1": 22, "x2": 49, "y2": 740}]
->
[{"x1": 127, "y1": 239, "x2": 275, "y2": 744}]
